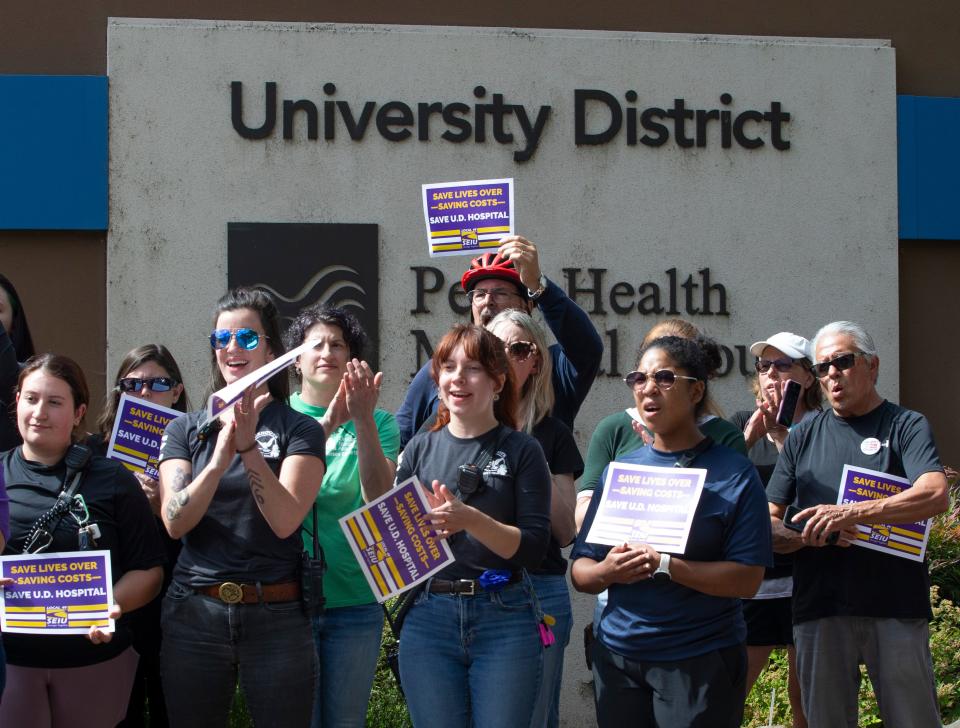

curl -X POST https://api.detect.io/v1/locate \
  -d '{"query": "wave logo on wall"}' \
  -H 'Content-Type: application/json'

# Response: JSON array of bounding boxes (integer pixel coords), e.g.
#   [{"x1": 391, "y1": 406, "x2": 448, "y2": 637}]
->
[{"x1": 227, "y1": 222, "x2": 381, "y2": 368}]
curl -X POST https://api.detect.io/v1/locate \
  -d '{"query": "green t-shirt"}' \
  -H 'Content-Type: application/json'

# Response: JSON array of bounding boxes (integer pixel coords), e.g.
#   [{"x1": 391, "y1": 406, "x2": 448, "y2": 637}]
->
[
  {"x1": 290, "y1": 392, "x2": 401, "y2": 608},
  {"x1": 578, "y1": 409, "x2": 747, "y2": 493}
]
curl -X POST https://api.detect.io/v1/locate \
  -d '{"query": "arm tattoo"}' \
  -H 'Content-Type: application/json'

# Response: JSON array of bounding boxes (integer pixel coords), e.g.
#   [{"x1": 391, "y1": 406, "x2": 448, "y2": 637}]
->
[
  {"x1": 172, "y1": 466, "x2": 192, "y2": 492},
  {"x1": 165, "y1": 491, "x2": 190, "y2": 521},
  {"x1": 248, "y1": 470, "x2": 265, "y2": 506}
]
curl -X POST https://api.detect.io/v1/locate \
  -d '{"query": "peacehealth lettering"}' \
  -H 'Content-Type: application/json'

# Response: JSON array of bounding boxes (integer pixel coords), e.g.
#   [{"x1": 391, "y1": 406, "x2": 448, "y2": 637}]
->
[{"x1": 232, "y1": 82, "x2": 791, "y2": 162}]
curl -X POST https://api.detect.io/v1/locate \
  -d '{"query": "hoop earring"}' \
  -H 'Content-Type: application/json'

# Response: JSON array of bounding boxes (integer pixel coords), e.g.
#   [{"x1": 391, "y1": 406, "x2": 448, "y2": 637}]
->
[{"x1": 493, "y1": 393, "x2": 500, "y2": 401}]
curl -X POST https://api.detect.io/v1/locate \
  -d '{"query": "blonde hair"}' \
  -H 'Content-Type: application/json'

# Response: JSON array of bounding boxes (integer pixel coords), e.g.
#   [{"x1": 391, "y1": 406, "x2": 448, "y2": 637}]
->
[
  {"x1": 640, "y1": 318, "x2": 725, "y2": 418},
  {"x1": 487, "y1": 309, "x2": 555, "y2": 434}
]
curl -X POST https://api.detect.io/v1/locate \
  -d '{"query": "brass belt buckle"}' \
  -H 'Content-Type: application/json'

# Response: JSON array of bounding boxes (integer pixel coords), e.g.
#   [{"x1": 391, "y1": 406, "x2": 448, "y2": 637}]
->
[{"x1": 218, "y1": 582, "x2": 243, "y2": 604}]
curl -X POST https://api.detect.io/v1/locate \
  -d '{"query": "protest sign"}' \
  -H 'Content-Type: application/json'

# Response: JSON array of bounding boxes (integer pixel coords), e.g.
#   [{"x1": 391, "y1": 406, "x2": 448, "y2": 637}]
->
[
  {"x1": 106, "y1": 394, "x2": 180, "y2": 479},
  {"x1": 422, "y1": 178, "x2": 514, "y2": 257},
  {"x1": 340, "y1": 476, "x2": 454, "y2": 602},
  {"x1": 838, "y1": 465, "x2": 930, "y2": 562},
  {"x1": 585, "y1": 463, "x2": 706, "y2": 553},
  {"x1": 0, "y1": 551, "x2": 114, "y2": 635},
  {"x1": 205, "y1": 339, "x2": 315, "y2": 422}
]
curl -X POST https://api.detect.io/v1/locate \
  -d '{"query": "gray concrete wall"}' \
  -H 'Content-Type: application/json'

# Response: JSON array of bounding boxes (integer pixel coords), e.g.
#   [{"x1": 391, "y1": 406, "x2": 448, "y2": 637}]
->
[{"x1": 107, "y1": 20, "x2": 898, "y2": 726}]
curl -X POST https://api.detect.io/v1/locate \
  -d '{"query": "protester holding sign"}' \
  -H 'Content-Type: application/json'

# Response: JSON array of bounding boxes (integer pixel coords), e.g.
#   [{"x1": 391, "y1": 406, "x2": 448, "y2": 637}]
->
[
  {"x1": 88, "y1": 344, "x2": 189, "y2": 728},
  {"x1": 487, "y1": 309, "x2": 581, "y2": 728},
  {"x1": 395, "y1": 324, "x2": 552, "y2": 728},
  {"x1": 767, "y1": 321, "x2": 950, "y2": 728},
  {"x1": 395, "y1": 236, "x2": 602, "y2": 447},
  {"x1": 0, "y1": 354, "x2": 165, "y2": 728},
  {"x1": 576, "y1": 318, "x2": 745, "y2": 530},
  {"x1": 285, "y1": 304, "x2": 399, "y2": 728},
  {"x1": 729, "y1": 331, "x2": 820, "y2": 728},
  {"x1": 571, "y1": 335, "x2": 771, "y2": 728},
  {"x1": 157, "y1": 287, "x2": 326, "y2": 728}
]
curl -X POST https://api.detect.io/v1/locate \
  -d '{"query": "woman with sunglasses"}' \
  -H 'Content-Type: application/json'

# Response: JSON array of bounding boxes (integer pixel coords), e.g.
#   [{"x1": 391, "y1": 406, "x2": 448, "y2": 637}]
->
[
  {"x1": 285, "y1": 304, "x2": 399, "y2": 728},
  {"x1": 571, "y1": 335, "x2": 771, "y2": 728},
  {"x1": 729, "y1": 332, "x2": 820, "y2": 728},
  {"x1": 0, "y1": 354, "x2": 165, "y2": 728},
  {"x1": 396, "y1": 323, "x2": 552, "y2": 728},
  {"x1": 487, "y1": 309, "x2": 581, "y2": 728},
  {"x1": 87, "y1": 344, "x2": 188, "y2": 728},
  {"x1": 0, "y1": 274, "x2": 37, "y2": 452},
  {"x1": 577, "y1": 319, "x2": 745, "y2": 529},
  {"x1": 157, "y1": 287, "x2": 326, "y2": 727}
]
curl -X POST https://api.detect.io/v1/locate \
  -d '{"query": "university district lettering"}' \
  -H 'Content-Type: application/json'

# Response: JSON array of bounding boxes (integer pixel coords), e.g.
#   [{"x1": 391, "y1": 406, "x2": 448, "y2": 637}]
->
[{"x1": 231, "y1": 82, "x2": 790, "y2": 162}]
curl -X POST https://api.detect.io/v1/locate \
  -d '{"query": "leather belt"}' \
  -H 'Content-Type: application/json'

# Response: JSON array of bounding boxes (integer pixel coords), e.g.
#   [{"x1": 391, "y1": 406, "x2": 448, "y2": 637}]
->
[
  {"x1": 197, "y1": 581, "x2": 300, "y2": 604},
  {"x1": 428, "y1": 573, "x2": 522, "y2": 596}
]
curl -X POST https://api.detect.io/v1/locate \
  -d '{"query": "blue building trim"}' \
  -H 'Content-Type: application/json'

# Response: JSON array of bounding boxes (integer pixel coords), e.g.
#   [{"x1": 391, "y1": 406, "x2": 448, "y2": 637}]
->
[
  {"x1": 0, "y1": 75, "x2": 107, "y2": 230},
  {"x1": 898, "y1": 95, "x2": 960, "y2": 241}
]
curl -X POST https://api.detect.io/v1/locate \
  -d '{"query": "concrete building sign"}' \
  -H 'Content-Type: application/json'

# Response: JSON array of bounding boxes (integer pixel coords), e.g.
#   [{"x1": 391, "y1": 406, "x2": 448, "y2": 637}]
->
[{"x1": 107, "y1": 19, "x2": 897, "y2": 434}]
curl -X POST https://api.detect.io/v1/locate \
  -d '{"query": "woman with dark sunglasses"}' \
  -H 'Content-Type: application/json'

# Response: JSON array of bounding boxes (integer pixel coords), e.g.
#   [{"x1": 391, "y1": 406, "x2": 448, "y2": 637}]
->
[
  {"x1": 1, "y1": 354, "x2": 165, "y2": 727},
  {"x1": 487, "y1": 309, "x2": 582, "y2": 728},
  {"x1": 577, "y1": 318, "x2": 746, "y2": 530},
  {"x1": 85, "y1": 344, "x2": 189, "y2": 728},
  {"x1": 571, "y1": 335, "x2": 771, "y2": 728},
  {"x1": 728, "y1": 332, "x2": 821, "y2": 728},
  {"x1": 157, "y1": 287, "x2": 326, "y2": 727},
  {"x1": 396, "y1": 324, "x2": 552, "y2": 728}
]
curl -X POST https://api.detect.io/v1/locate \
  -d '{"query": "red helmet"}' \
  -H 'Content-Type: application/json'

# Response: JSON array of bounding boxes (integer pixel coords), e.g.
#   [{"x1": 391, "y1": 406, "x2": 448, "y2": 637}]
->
[{"x1": 461, "y1": 252, "x2": 524, "y2": 294}]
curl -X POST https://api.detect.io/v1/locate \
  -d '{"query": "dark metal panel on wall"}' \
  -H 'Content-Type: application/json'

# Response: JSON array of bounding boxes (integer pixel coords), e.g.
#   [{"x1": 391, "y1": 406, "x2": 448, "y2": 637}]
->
[
  {"x1": 899, "y1": 240, "x2": 960, "y2": 468},
  {"x1": 0, "y1": 1, "x2": 959, "y2": 95},
  {"x1": 0, "y1": 233, "x2": 107, "y2": 432},
  {"x1": 227, "y1": 223, "x2": 381, "y2": 368}
]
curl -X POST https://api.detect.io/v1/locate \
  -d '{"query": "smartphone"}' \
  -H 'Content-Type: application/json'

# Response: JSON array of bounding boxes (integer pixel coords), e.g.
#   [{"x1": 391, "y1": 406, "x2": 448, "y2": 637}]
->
[
  {"x1": 776, "y1": 379, "x2": 803, "y2": 428},
  {"x1": 783, "y1": 504, "x2": 839, "y2": 545}
]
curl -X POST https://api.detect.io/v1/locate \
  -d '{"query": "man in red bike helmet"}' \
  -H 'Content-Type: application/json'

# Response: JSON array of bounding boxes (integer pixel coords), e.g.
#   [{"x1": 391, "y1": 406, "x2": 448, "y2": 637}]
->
[{"x1": 396, "y1": 235, "x2": 602, "y2": 447}]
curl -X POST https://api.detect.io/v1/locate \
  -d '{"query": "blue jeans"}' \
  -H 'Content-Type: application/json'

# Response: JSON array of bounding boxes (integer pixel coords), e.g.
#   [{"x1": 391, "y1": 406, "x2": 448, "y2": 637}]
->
[
  {"x1": 398, "y1": 580, "x2": 544, "y2": 728},
  {"x1": 311, "y1": 602, "x2": 384, "y2": 728},
  {"x1": 529, "y1": 573, "x2": 573, "y2": 728},
  {"x1": 160, "y1": 581, "x2": 317, "y2": 728}
]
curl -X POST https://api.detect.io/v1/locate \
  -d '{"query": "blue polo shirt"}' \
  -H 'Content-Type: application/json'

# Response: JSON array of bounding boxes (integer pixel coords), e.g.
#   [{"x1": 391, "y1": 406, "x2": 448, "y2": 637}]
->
[{"x1": 572, "y1": 443, "x2": 772, "y2": 661}]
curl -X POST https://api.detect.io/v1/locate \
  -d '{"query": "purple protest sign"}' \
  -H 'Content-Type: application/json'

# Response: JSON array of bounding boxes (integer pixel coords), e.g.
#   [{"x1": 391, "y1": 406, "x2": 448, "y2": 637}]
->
[
  {"x1": 340, "y1": 477, "x2": 454, "y2": 602},
  {"x1": 585, "y1": 463, "x2": 706, "y2": 553},
  {"x1": 838, "y1": 465, "x2": 929, "y2": 562},
  {"x1": 106, "y1": 393, "x2": 181, "y2": 479},
  {"x1": 421, "y1": 178, "x2": 514, "y2": 257},
  {"x1": 0, "y1": 550, "x2": 114, "y2": 635}
]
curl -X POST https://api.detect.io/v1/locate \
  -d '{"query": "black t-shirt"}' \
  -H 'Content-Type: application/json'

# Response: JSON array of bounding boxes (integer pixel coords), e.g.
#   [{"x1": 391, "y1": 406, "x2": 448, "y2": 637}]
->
[
  {"x1": 730, "y1": 410, "x2": 792, "y2": 579},
  {"x1": 1, "y1": 447, "x2": 167, "y2": 668},
  {"x1": 395, "y1": 425, "x2": 551, "y2": 581},
  {"x1": 530, "y1": 416, "x2": 584, "y2": 576},
  {"x1": 767, "y1": 401, "x2": 943, "y2": 623},
  {"x1": 158, "y1": 400, "x2": 325, "y2": 586}
]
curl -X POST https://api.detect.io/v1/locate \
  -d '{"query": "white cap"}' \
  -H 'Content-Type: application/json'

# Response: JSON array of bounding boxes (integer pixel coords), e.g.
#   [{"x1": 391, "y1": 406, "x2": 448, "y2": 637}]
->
[{"x1": 749, "y1": 332, "x2": 812, "y2": 361}]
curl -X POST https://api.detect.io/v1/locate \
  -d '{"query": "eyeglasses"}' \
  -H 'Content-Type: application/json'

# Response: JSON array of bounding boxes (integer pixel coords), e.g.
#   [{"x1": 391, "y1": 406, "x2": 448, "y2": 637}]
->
[
  {"x1": 755, "y1": 357, "x2": 796, "y2": 374},
  {"x1": 467, "y1": 288, "x2": 522, "y2": 305},
  {"x1": 624, "y1": 369, "x2": 699, "y2": 391},
  {"x1": 813, "y1": 351, "x2": 867, "y2": 377},
  {"x1": 118, "y1": 377, "x2": 178, "y2": 393},
  {"x1": 210, "y1": 328, "x2": 267, "y2": 350},
  {"x1": 505, "y1": 341, "x2": 538, "y2": 362}
]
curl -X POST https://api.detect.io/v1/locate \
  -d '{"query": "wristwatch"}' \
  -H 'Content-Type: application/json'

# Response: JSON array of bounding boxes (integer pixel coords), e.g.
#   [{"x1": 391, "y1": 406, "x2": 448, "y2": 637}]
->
[
  {"x1": 652, "y1": 553, "x2": 672, "y2": 582},
  {"x1": 527, "y1": 274, "x2": 547, "y2": 301}
]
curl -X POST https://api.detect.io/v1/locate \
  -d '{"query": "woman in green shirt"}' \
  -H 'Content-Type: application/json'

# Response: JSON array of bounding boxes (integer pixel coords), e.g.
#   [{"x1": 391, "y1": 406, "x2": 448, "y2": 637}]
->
[{"x1": 286, "y1": 304, "x2": 399, "y2": 728}]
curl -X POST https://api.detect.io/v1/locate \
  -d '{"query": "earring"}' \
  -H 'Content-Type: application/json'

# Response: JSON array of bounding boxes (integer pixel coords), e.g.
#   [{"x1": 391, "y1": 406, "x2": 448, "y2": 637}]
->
[{"x1": 493, "y1": 393, "x2": 500, "y2": 401}]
